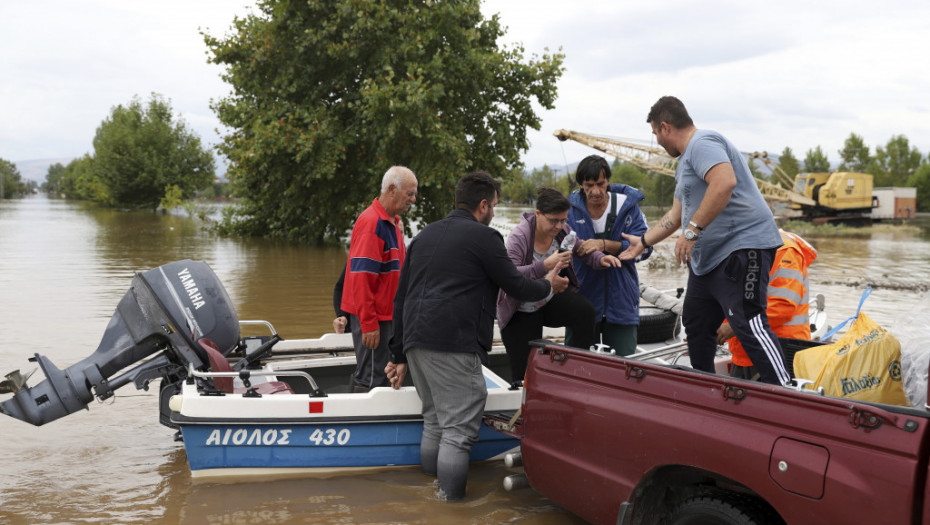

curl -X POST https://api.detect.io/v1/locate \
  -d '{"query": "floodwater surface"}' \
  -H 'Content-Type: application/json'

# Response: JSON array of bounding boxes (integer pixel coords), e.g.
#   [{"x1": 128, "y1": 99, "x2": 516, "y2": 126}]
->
[{"x1": 1, "y1": 195, "x2": 928, "y2": 524}]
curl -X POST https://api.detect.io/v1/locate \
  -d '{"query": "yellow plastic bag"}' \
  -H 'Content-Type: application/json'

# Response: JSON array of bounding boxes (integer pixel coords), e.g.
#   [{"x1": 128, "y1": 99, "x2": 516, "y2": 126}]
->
[{"x1": 794, "y1": 310, "x2": 908, "y2": 406}]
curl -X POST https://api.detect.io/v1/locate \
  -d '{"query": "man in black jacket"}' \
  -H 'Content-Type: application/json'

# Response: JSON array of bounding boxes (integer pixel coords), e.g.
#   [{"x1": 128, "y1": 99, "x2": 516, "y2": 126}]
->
[{"x1": 387, "y1": 171, "x2": 568, "y2": 501}]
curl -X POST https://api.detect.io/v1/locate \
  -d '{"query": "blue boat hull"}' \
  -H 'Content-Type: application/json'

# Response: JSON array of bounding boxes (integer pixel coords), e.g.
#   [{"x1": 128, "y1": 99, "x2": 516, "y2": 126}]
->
[{"x1": 180, "y1": 420, "x2": 518, "y2": 472}]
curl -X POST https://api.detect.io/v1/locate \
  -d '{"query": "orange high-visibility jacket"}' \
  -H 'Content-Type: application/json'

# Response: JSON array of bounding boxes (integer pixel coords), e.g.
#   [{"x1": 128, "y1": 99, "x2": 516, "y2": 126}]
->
[{"x1": 728, "y1": 230, "x2": 818, "y2": 366}]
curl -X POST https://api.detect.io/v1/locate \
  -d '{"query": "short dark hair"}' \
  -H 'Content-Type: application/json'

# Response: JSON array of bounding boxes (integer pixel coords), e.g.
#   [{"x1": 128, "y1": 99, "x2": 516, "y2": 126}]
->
[
  {"x1": 535, "y1": 187, "x2": 570, "y2": 214},
  {"x1": 646, "y1": 96, "x2": 694, "y2": 129},
  {"x1": 575, "y1": 155, "x2": 611, "y2": 185},
  {"x1": 455, "y1": 171, "x2": 501, "y2": 212}
]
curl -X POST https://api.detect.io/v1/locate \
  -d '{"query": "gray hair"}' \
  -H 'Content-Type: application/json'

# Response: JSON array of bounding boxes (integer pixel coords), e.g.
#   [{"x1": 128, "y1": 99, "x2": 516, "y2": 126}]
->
[{"x1": 381, "y1": 166, "x2": 412, "y2": 194}]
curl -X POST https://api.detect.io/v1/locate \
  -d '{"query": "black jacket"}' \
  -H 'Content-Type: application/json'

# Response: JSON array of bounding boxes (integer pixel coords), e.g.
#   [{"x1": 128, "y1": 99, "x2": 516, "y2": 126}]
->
[{"x1": 389, "y1": 209, "x2": 551, "y2": 364}]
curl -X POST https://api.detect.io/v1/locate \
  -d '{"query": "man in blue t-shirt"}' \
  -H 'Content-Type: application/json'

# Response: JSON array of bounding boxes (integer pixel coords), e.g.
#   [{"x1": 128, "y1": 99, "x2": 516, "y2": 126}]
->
[{"x1": 619, "y1": 96, "x2": 789, "y2": 385}]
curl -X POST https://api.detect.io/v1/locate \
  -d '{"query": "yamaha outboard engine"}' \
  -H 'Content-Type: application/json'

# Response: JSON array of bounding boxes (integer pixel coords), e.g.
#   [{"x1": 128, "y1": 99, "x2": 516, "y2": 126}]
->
[{"x1": 0, "y1": 260, "x2": 238, "y2": 426}]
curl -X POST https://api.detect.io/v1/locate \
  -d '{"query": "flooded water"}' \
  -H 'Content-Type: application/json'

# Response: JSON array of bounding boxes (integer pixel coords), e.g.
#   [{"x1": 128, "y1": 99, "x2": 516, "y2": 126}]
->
[{"x1": 1, "y1": 195, "x2": 928, "y2": 524}]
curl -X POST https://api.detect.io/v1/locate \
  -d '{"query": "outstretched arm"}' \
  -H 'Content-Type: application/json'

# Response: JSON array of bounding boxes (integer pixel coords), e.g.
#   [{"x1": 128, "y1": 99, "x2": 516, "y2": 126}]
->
[{"x1": 619, "y1": 199, "x2": 683, "y2": 260}]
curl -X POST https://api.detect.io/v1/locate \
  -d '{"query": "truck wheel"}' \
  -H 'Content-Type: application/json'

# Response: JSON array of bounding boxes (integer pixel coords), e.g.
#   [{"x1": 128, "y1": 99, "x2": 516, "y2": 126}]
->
[
  {"x1": 638, "y1": 306, "x2": 680, "y2": 344},
  {"x1": 662, "y1": 491, "x2": 781, "y2": 525}
]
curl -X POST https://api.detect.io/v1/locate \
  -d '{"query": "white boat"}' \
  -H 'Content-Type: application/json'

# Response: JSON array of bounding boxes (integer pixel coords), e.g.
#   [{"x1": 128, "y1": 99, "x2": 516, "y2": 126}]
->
[
  {"x1": 169, "y1": 360, "x2": 522, "y2": 480},
  {"x1": 0, "y1": 259, "x2": 826, "y2": 482}
]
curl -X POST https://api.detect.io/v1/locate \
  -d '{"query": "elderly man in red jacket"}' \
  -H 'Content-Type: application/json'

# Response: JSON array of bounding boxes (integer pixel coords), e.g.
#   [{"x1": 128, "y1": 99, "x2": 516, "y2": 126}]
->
[{"x1": 341, "y1": 166, "x2": 418, "y2": 391}]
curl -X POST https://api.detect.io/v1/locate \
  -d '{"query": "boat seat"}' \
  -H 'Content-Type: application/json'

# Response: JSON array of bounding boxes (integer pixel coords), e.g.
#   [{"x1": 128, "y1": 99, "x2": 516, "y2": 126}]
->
[{"x1": 199, "y1": 338, "x2": 293, "y2": 395}]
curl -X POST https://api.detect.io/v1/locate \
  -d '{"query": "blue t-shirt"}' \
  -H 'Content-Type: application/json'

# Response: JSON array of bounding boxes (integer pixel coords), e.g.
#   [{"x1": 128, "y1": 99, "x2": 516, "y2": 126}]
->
[{"x1": 676, "y1": 129, "x2": 782, "y2": 275}]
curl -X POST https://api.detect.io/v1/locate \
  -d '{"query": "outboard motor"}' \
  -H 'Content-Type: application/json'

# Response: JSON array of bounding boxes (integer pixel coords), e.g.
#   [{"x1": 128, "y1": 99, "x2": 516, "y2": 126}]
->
[{"x1": 0, "y1": 260, "x2": 238, "y2": 426}]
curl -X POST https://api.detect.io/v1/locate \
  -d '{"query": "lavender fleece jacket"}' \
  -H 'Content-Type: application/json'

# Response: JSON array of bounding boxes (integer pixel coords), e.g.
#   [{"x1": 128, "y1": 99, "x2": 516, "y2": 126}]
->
[{"x1": 496, "y1": 212, "x2": 606, "y2": 330}]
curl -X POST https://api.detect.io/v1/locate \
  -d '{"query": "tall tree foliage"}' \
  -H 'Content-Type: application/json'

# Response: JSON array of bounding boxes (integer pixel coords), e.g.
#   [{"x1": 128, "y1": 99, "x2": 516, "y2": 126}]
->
[
  {"x1": 906, "y1": 164, "x2": 930, "y2": 212},
  {"x1": 779, "y1": 147, "x2": 800, "y2": 177},
  {"x1": 869, "y1": 135, "x2": 922, "y2": 187},
  {"x1": 44, "y1": 162, "x2": 66, "y2": 195},
  {"x1": 0, "y1": 157, "x2": 27, "y2": 198},
  {"x1": 501, "y1": 165, "x2": 570, "y2": 204},
  {"x1": 205, "y1": 0, "x2": 564, "y2": 243},
  {"x1": 92, "y1": 94, "x2": 215, "y2": 210},
  {"x1": 803, "y1": 146, "x2": 830, "y2": 173},
  {"x1": 58, "y1": 155, "x2": 109, "y2": 202},
  {"x1": 837, "y1": 133, "x2": 871, "y2": 172}
]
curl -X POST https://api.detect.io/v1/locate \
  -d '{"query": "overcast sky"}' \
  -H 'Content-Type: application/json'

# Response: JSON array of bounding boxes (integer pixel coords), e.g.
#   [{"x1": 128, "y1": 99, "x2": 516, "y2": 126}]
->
[{"x1": 3, "y1": 0, "x2": 929, "y2": 181}]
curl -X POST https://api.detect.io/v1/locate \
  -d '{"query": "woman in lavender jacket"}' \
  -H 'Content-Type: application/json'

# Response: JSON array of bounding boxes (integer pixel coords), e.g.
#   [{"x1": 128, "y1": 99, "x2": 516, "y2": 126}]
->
[{"x1": 497, "y1": 188, "x2": 622, "y2": 382}]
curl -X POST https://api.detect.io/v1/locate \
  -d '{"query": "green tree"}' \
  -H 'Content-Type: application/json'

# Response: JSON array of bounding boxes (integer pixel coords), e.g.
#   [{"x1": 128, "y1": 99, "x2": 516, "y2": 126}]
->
[
  {"x1": 746, "y1": 156, "x2": 762, "y2": 178},
  {"x1": 869, "y1": 134, "x2": 922, "y2": 187},
  {"x1": 803, "y1": 146, "x2": 830, "y2": 172},
  {"x1": 92, "y1": 93, "x2": 215, "y2": 210},
  {"x1": 837, "y1": 133, "x2": 871, "y2": 172},
  {"x1": 501, "y1": 165, "x2": 572, "y2": 204},
  {"x1": 907, "y1": 163, "x2": 930, "y2": 212},
  {"x1": 205, "y1": 0, "x2": 564, "y2": 243},
  {"x1": 58, "y1": 154, "x2": 109, "y2": 202},
  {"x1": 45, "y1": 162, "x2": 66, "y2": 195},
  {"x1": 778, "y1": 147, "x2": 800, "y2": 177},
  {"x1": 612, "y1": 160, "x2": 648, "y2": 193},
  {"x1": 1, "y1": 157, "x2": 27, "y2": 198}
]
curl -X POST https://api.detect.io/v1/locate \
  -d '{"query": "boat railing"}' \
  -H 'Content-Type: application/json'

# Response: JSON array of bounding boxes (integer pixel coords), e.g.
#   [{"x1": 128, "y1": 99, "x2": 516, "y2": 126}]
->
[
  {"x1": 188, "y1": 365, "x2": 326, "y2": 397},
  {"x1": 240, "y1": 319, "x2": 278, "y2": 335},
  {"x1": 630, "y1": 341, "x2": 689, "y2": 364}
]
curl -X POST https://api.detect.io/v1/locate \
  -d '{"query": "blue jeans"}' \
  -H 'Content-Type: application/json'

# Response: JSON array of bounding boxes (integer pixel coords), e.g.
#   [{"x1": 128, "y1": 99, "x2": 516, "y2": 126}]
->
[{"x1": 406, "y1": 347, "x2": 487, "y2": 501}]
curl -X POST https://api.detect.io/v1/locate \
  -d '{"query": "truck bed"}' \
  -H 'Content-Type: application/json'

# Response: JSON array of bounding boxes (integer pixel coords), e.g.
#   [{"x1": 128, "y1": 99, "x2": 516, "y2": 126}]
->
[{"x1": 514, "y1": 342, "x2": 930, "y2": 525}]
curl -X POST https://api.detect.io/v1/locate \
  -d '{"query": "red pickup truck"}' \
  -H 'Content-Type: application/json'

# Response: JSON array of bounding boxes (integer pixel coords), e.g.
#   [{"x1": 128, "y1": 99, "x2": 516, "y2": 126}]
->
[{"x1": 488, "y1": 341, "x2": 929, "y2": 525}]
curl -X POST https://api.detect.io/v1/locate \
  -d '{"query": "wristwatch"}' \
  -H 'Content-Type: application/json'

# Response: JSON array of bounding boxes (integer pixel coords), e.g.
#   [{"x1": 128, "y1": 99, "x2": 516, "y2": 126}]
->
[{"x1": 684, "y1": 228, "x2": 699, "y2": 241}]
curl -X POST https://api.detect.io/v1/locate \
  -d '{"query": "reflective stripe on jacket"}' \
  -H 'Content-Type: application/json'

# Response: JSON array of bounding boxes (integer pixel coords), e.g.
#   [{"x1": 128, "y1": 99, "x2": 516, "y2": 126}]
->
[{"x1": 728, "y1": 230, "x2": 818, "y2": 366}]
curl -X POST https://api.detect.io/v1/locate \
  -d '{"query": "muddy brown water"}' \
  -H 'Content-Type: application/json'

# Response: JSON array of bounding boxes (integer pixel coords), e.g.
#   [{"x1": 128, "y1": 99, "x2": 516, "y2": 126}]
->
[{"x1": 1, "y1": 195, "x2": 928, "y2": 524}]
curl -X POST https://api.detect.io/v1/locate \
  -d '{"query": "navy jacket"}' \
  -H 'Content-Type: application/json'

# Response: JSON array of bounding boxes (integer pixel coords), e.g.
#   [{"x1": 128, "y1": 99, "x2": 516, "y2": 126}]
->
[
  {"x1": 389, "y1": 209, "x2": 552, "y2": 364},
  {"x1": 568, "y1": 184, "x2": 651, "y2": 325}
]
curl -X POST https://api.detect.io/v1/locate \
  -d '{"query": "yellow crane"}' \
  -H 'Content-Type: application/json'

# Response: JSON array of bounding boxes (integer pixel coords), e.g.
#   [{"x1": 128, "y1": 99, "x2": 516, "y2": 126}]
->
[{"x1": 553, "y1": 129, "x2": 816, "y2": 207}]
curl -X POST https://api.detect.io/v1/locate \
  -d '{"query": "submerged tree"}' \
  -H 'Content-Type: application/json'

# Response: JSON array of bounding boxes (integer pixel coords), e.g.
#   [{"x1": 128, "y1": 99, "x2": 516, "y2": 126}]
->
[
  {"x1": 92, "y1": 94, "x2": 215, "y2": 210},
  {"x1": 58, "y1": 155, "x2": 108, "y2": 202},
  {"x1": 45, "y1": 162, "x2": 66, "y2": 196},
  {"x1": 0, "y1": 157, "x2": 27, "y2": 198},
  {"x1": 205, "y1": 0, "x2": 564, "y2": 243}
]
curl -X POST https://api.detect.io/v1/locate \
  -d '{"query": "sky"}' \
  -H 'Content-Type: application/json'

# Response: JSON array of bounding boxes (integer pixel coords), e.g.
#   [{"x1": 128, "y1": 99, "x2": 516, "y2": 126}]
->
[{"x1": 3, "y1": 0, "x2": 930, "y2": 182}]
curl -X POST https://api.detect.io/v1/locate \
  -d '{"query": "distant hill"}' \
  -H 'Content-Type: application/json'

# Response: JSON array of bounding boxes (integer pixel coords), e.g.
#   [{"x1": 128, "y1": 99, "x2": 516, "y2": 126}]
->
[{"x1": 12, "y1": 158, "x2": 75, "y2": 184}]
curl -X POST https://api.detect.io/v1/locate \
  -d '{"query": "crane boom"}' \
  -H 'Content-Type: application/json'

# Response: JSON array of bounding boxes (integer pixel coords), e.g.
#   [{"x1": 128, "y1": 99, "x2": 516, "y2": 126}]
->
[{"x1": 553, "y1": 129, "x2": 816, "y2": 206}]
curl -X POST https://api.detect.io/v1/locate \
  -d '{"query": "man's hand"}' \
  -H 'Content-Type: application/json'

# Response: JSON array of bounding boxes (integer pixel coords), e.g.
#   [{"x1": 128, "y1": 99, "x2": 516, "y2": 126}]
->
[
  {"x1": 618, "y1": 232, "x2": 645, "y2": 261},
  {"x1": 599, "y1": 255, "x2": 621, "y2": 268},
  {"x1": 333, "y1": 316, "x2": 348, "y2": 334},
  {"x1": 674, "y1": 235, "x2": 696, "y2": 266},
  {"x1": 716, "y1": 322, "x2": 735, "y2": 345},
  {"x1": 362, "y1": 328, "x2": 380, "y2": 349},
  {"x1": 544, "y1": 267, "x2": 570, "y2": 293},
  {"x1": 385, "y1": 362, "x2": 407, "y2": 389},
  {"x1": 576, "y1": 238, "x2": 603, "y2": 257}
]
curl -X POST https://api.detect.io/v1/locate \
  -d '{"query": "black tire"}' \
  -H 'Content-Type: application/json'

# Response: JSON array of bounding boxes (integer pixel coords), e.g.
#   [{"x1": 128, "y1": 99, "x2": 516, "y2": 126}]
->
[
  {"x1": 638, "y1": 306, "x2": 680, "y2": 344},
  {"x1": 662, "y1": 491, "x2": 782, "y2": 525}
]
